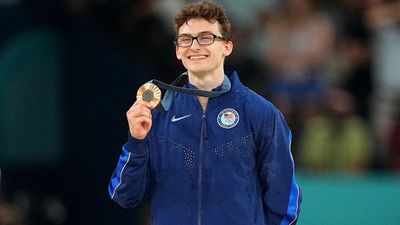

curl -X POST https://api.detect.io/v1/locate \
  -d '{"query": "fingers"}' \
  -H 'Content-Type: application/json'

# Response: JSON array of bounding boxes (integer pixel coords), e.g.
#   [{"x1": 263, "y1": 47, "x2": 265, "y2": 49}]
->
[
  {"x1": 126, "y1": 100, "x2": 154, "y2": 139},
  {"x1": 132, "y1": 100, "x2": 152, "y2": 110},
  {"x1": 128, "y1": 100, "x2": 153, "y2": 119}
]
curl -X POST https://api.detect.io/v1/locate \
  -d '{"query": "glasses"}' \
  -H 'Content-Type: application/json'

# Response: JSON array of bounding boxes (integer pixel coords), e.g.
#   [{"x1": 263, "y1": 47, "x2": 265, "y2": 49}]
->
[{"x1": 174, "y1": 33, "x2": 225, "y2": 47}]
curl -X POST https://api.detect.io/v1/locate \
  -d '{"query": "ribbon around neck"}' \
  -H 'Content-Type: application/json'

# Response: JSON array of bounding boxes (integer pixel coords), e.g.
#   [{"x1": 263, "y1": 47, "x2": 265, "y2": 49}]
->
[{"x1": 150, "y1": 72, "x2": 231, "y2": 111}]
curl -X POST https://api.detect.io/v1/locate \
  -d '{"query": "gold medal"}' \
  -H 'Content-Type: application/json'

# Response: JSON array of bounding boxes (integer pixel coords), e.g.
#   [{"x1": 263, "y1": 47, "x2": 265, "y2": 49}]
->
[{"x1": 136, "y1": 82, "x2": 162, "y2": 109}]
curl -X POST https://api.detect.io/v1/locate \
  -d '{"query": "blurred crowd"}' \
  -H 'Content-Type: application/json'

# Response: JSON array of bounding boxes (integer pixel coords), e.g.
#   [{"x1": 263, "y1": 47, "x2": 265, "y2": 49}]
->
[
  {"x1": 221, "y1": 0, "x2": 400, "y2": 175},
  {"x1": 226, "y1": 0, "x2": 400, "y2": 175},
  {"x1": 0, "y1": 0, "x2": 399, "y2": 225}
]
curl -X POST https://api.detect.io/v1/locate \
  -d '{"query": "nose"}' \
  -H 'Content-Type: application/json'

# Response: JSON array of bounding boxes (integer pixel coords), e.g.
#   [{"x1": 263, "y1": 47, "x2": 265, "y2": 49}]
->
[{"x1": 190, "y1": 37, "x2": 201, "y2": 49}]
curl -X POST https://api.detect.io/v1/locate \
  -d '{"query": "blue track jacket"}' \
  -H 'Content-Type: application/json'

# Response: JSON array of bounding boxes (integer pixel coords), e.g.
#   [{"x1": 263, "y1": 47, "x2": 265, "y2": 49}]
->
[{"x1": 109, "y1": 71, "x2": 302, "y2": 225}]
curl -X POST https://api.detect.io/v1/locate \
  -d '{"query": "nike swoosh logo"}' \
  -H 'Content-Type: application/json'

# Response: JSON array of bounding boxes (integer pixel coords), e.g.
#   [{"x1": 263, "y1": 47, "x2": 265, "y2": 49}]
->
[{"x1": 171, "y1": 114, "x2": 191, "y2": 122}]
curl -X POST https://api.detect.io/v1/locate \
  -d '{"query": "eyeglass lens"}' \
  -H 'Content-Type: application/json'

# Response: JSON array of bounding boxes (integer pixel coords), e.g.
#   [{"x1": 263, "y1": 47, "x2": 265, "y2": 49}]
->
[{"x1": 177, "y1": 34, "x2": 218, "y2": 47}]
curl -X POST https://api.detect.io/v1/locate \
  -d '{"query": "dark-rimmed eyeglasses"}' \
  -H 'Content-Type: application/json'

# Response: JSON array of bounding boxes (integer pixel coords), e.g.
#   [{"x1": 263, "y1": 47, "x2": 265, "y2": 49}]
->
[{"x1": 174, "y1": 33, "x2": 225, "y2": 47}]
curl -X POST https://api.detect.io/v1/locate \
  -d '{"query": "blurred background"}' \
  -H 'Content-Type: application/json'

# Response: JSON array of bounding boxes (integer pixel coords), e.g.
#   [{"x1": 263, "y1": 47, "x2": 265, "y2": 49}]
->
[{"x1": 0, "y1": 0, "x2": 399, "y2": 224}]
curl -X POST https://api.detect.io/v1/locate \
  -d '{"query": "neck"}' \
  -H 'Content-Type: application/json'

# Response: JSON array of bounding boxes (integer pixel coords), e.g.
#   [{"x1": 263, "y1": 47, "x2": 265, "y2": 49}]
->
[
  {"x1": 188, "y1": 71, "x2": 224, "y2": 91},
  {"x1": 188, "y1": 70, "x2": 225, "y2": 111}
]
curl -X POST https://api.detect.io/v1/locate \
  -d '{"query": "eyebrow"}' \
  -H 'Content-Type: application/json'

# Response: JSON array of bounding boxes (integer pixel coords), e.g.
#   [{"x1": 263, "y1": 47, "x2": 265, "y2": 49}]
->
[{"x1": 178, "y1": 31, "x2": 215, "y2": 37}]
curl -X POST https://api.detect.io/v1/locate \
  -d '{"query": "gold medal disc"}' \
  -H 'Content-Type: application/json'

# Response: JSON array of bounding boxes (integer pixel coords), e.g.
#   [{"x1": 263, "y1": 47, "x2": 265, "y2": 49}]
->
[{"x1": 136, "y1": 83, "x2": 162, "y2": 109}]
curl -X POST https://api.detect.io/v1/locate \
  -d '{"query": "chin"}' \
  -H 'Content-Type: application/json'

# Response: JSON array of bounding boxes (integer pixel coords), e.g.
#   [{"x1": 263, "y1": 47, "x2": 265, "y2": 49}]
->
[
  {"x1": 187, "y1": 68, "x2": 210, "y2": 76},
  {"x1": 185, "y1": 64, "x2": 208, "y2": 73}
]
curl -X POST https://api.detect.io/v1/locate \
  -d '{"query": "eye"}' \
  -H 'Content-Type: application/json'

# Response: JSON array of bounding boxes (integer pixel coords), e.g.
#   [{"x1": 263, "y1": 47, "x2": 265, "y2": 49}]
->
[
  {"x1": 178, "y1": 37, "x2": 192, "y2": 43},
  {"x1": 199, "y1": 34, "x2": 214, "y2": 41}
]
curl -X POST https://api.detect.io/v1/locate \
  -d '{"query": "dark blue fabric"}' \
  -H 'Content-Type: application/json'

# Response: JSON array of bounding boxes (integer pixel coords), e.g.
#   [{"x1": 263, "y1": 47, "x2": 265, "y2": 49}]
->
[{"x1": 109, "y1": 71, "x2": 301, "y2": 225}]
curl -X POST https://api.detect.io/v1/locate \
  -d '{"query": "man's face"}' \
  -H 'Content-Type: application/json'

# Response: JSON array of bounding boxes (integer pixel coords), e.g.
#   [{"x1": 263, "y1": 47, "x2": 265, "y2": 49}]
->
[{"x1": 176, "y1": 18, "x2": 233, "y2": 77}]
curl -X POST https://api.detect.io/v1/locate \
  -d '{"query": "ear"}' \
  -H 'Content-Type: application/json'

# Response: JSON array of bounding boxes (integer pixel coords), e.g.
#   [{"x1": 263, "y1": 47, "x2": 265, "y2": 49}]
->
[
  {"x1": 223, "y1": 41, "x2": 233, "y2": 57},
  {"x1": 176, "y1": 46, "x2": 182, "y2": 60}
]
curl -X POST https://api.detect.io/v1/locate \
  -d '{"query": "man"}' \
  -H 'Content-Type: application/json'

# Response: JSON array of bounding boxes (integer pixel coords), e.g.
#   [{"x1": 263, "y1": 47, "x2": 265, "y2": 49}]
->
[{"x1": 108, "y1": 1, "x2": 301, "y2": 225}]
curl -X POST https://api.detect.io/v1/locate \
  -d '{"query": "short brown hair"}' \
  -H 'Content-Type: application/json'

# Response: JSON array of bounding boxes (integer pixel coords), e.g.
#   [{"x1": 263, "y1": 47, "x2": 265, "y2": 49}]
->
[{"x1": 174, "y1": 1, "x2": 232, "y2": 41}]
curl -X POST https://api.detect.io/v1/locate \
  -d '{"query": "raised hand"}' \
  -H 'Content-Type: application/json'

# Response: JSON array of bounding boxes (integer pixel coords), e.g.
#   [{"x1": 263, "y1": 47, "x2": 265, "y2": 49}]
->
[{"x1": 126, "y1": 100, "x2": 153, "y2": 140}]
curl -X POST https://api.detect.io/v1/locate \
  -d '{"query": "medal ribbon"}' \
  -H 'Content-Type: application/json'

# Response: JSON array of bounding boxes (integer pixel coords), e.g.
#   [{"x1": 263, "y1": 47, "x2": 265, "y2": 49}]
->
[{"x1": 150, "y1": 72, "x2": 231, "y2": 111}]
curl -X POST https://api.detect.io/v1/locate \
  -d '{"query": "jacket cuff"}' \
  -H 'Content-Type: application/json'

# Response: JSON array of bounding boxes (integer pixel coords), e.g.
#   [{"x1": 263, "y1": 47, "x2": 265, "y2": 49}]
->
[{"x1": 124, "y1": 132, "x2": 149, "y2": 154}]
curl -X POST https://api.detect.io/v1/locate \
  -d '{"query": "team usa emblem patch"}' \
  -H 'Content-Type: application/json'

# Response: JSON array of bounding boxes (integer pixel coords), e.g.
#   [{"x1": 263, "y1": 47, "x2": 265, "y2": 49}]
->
[{"x1": 217, "y1": 108, "x2": 239, "y2": 129}]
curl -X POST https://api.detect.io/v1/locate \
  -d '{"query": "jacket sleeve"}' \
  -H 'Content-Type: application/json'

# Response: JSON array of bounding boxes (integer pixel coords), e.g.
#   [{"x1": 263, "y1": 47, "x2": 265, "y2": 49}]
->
[
  {"x1": 254, "y1": 106, "x2": 302, "y2": 225},
  {"x1": 108, "y1": 134, "x2": 151, "y2": 209}
]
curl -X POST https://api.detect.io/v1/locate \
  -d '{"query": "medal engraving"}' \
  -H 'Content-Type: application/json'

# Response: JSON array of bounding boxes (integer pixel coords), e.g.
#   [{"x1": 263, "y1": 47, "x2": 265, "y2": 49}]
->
[{"x1": 136, "y1": 83, "x2": 162, "y2": 109}]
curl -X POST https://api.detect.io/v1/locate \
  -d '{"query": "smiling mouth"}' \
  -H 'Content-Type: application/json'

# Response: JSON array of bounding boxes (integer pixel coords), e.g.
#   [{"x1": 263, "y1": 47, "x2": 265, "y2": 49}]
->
[{"x1": 188, "y1": 55, "x2": 207, "y2": 60}]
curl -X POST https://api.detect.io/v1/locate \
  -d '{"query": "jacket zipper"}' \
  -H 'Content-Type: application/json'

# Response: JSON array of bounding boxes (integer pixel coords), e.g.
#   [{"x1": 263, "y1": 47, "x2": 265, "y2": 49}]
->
[{"x1": 198, "y1": 112, "x2": 207, "y2": 225}]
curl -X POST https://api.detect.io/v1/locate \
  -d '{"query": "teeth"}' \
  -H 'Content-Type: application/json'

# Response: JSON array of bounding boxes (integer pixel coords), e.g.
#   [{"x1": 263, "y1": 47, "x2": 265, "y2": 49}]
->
[{"x1": 190, "y1": 55, "x2": 206, "y2": 59}]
